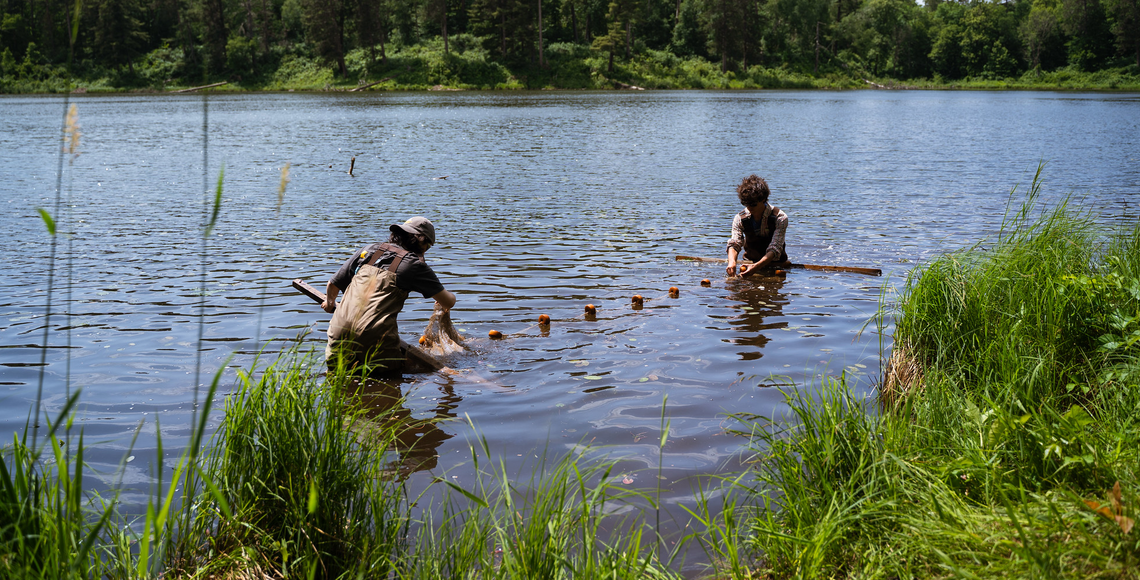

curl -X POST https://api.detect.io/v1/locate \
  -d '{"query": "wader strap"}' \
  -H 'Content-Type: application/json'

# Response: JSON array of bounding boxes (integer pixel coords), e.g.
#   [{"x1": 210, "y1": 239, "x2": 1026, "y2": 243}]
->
[{"x1": 364, "y1": 243, "x2": 409, "y2": 273}]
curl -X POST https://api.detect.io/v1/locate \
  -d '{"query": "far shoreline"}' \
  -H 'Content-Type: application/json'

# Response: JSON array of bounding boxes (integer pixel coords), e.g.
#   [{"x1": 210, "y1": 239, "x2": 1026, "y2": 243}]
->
[{"x1": 7, "y1": 82, "x2": 1140, "y2": 96}]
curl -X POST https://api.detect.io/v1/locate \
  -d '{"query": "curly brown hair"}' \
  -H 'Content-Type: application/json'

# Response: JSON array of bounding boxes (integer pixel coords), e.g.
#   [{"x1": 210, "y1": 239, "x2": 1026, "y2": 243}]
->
[{"x1": 737, "y1": 175, "x2": 770, "y2": 207}]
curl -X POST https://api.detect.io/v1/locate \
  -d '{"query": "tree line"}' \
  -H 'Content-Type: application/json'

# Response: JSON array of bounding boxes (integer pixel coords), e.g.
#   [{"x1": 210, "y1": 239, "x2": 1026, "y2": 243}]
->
[{"x1": 1, "y1": 0, "x2": 1137, "y2": 87}]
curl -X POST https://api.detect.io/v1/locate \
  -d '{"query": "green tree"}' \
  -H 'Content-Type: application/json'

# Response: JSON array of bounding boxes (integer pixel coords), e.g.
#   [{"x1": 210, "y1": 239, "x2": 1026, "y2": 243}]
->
[
  {"x1": 762, "y1": 0, "x2": 828, "y2": 68},
  {"x1": 88, "y1": 0, "x2": 149, "y2": 71},
  {"x1": 632, "y1": 0, "x2": 673, "y2": 50},
  {"x1": 1104, "y1": 0, "x2": 1140, "y2": 66},
  {"x1": 668, "y1": 0, "x2": 705, "y2": 56},
  {"x1": 424, "y1": 0, "x2": 448, "y2": 53},
  {"x1": 592, "y1": 0, "x2": 637, "y2": 70},
  {"x1": 356, "y1": 0, "x2": 391, "y2": 66},
  {"x1": 1060, "y1": 0, "x2": 1112, "y2": 69},
  {"x1": 1020, "y1": 0, "x2": 1066, "y2": 70},
  {"x1": 706, "y1": 0, "x2": 751, "y2": 71},
  {"x1": 225, "y1": 32, "x2": 254, "y2": 74},
  {"x1": 202, "y1": 0, "x2": 228, "y2": 74},
  {"x1": 959, "y1": 2, "x2": 1019, "y2": 78},
  {"x1": 470, "y1": 0, "x2": 537, "y2": 61},
  {"x1": 929, "y1": 1, "x2": 966, "y2": 78},
  {"x1": 303, "y1": 0, "x2": 347, "y2": 76},
  {"x1": 839, "y1": 0, "x2": 927, "y2": 77}
]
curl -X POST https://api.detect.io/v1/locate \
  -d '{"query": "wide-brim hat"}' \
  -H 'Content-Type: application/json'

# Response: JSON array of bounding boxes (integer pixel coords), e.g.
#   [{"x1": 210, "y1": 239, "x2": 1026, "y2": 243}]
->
[{"x1": 390, "y1": 216, "x2": 436, "y2": 245}]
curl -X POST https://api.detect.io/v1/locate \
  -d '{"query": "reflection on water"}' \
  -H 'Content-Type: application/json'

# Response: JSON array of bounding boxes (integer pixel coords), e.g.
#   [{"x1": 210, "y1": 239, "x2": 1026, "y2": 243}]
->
[
  {"x1": 725, "y1": 273, "x2": 788, "y2": 358},
  {"x1": 0, "y1": 90, "x2": 1137, "y2": 551},
  {"x1": 351, "y1": 376, "x2": 459, "y2": 476}
]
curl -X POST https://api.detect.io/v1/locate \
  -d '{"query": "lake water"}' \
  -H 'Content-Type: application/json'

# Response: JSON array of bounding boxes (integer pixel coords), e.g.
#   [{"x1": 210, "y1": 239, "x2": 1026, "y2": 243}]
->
[{"x1": 2, "y1": 90, "x2": 1138, "y2": 562}]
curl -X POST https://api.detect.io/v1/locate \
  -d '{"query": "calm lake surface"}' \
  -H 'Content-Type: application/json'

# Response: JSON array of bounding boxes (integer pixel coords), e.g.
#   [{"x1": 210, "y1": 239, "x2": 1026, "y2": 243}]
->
[{"x1": 2, "y1": 90, "x2": 1138, "y2": 555}]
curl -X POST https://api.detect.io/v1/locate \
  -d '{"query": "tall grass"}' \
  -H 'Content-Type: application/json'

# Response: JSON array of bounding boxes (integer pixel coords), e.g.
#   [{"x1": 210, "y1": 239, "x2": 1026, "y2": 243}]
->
[
  {"x1": 742, "y1": 177, "x2": 1140, "y2": 578},
  {"x1": 400, "y1": 433, "x2": 676, "y2": 579},
  {"x1": 5, "y1": 343, "x2": 696, "y2": 578},
  {"x1": 151, "y1": 345, "x2": 683, "y2": 579},
  {"x1": 170, "y1": 353, "x2": 408, "y2": 578},
  {"x1": 0, "y1": 395, "x2": 113, "y2": 578}
]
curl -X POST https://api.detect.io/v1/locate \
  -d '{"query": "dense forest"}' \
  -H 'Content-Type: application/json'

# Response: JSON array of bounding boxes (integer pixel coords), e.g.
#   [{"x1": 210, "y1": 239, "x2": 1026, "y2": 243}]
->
[{"x1": 1, "y1": 0, "x2": 1138, "y2": 90}]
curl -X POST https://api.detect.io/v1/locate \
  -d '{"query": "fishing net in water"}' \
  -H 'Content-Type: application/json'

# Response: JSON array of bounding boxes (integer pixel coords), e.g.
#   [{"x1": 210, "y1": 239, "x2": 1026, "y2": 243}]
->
[{"x1": 418, "y1": 303, "x2": 468, "y2": 357}]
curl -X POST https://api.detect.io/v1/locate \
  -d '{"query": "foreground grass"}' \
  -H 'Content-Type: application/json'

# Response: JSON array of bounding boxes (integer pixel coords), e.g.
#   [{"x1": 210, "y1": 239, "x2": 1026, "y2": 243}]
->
[
  {"x1": 2, "y1": 349, "x2": 690, "y2": 579},
  {"x1": 743, "y1": 177, "x2": 1140, "y2": 577}
]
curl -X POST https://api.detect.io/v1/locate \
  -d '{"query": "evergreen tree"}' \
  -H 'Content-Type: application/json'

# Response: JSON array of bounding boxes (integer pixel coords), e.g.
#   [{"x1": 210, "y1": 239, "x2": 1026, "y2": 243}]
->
[
  {"x1": 303, "y1": 0, "x2": 347, "y2": 76},
  {"x1": 356, "y1": 0, "x2": 390, "y2": 66},
  {"x1": 88, "y1": 0, "x2": 149, "y2": 71}
]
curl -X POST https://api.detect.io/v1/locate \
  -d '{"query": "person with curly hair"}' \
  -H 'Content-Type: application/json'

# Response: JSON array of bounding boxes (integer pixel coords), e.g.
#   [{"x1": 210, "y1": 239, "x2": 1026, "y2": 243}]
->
[{"x1": 726, "y1": 175, "x2": 788, "y2": 277}]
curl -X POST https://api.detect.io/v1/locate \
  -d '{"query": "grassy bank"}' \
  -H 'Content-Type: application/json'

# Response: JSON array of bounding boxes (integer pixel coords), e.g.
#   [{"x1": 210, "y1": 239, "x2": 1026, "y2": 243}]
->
[
  {"x1": 742, "y1": 177, "x2": 1140, "y2": 577},
  {"x1": 5, "y1": 38, "x2": 1139, "y2": 93}
]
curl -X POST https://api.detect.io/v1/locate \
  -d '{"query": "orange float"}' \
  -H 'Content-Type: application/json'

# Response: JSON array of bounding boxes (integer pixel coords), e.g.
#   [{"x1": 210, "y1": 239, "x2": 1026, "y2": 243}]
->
[
  {"x1": 539, "y1": 314, "x2": 550, "y2": 325},
  {"x1": 584, "y1": 304, "x2": 596, "y2": 315},
  {"x1": 700, "y1": 279, "x2": 711, "y2": 287},
  {"x1": 668, "y1": 286, "x2": 679, "y2": 298},
  {"x1": 488, "y1": 330, "x2": 503, "y2": 339}
]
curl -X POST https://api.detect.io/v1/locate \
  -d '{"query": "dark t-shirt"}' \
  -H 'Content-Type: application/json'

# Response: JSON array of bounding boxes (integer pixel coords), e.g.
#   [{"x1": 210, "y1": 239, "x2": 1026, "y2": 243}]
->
[{"x1": 330, "y1": 242, "x2": 445, "y2": 299}]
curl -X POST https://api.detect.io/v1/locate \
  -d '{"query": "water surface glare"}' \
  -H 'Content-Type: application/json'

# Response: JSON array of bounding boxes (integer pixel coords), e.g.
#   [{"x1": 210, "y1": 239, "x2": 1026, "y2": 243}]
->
[{"x1": 2, "y1": 90, "x2": 1138, "y2": 553}]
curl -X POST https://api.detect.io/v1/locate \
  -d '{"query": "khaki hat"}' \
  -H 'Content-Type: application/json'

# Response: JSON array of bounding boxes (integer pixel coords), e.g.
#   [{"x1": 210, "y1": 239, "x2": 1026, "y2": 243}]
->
[{"x1": 390, "y1": 216, "x2": 436, "y2": 245}]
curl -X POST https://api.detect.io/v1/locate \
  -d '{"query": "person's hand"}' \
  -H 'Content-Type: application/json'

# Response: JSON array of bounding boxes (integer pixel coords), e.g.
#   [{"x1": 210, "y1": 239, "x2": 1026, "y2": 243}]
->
[
  {"x1": 726, "y1": 260, "x2": 738, "y2": 277},
  {"x1": 435, "y1": 301, "x2": 450, "y2": 314},
  {"x1": 739, "y1": 263, "x2": 759, "y2": 277},
  {"x1": 321, "y1": 299, "x2": 335, "y2": 313}
]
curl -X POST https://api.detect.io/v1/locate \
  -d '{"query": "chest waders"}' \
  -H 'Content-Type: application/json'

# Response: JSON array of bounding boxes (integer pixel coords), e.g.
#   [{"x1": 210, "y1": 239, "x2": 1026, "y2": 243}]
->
[
  {"x1": 742, "y1": 209, "x2": 787, "y2": 263},
  {"x1": 326, "y1": 243, "x2": 410, "y2": 374}
]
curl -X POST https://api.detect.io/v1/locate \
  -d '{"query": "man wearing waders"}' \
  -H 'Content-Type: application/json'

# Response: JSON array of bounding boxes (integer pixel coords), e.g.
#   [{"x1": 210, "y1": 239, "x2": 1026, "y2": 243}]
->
[
  {"x1": 726, "y1": 175, "x2": 789, "y2": 277},
  {"x1": 322, "y1": 216, "x2": 457, "y2": 374}
]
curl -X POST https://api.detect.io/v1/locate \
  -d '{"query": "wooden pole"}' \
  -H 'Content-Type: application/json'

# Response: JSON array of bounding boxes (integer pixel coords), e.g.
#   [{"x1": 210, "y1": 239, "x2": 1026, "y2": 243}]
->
[
  {"x1": 675, "y1": 255, "x2": 882, "y2": 276},
  {"x1": 291, "y1": 279, "x2": 447, "y2": 371},
  {"x1": 349, "y1": 76, "x2": 394, "y2": 91},
  {"x1": 172, "y1": 81, "x2": 229, "y2": 93}
]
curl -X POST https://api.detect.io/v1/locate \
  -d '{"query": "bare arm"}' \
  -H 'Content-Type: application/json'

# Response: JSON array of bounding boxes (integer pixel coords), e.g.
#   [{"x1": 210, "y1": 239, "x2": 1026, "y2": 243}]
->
[
  {"x1": 321, "y1": 281, "x2": 340, "y2": 313},
  {"x1": 433, "y1": 289, "x2": 456, "y2": 310},
  {"x1": 726, "y1": 213, "x2": 745, "y2": 276},
  {"x1": 726, "y1": 246, "x2": 741, "y2": 277}
]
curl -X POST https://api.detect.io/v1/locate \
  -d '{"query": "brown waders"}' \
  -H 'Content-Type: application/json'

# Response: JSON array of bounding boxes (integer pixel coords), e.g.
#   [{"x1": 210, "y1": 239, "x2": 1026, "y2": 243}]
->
[{"x1": 326, "y1": 244, "x2": 410, "y2": 375}]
